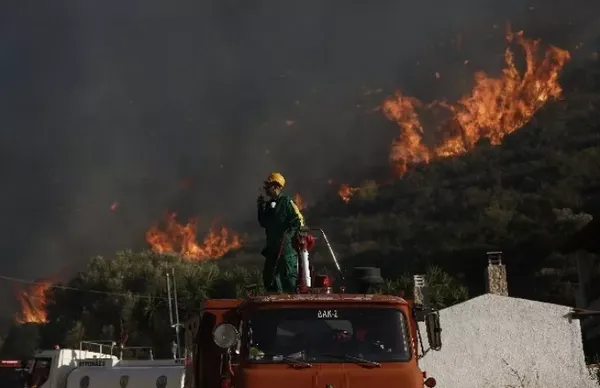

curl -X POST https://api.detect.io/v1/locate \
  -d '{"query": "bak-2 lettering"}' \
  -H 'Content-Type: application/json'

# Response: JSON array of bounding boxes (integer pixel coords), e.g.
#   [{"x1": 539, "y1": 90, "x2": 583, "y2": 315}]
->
[{"x1": 317, "y1": 310, "x2": 338, "y2": 319}]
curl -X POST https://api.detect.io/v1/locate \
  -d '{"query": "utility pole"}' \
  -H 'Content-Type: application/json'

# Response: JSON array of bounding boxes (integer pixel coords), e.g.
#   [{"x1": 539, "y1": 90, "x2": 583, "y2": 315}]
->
[
  {"x1": 166, "y1": 268, "x2": 183, "y2": 358},
  {"x1": 172, "y1": 267, "x2": 182, "y2": 359}
]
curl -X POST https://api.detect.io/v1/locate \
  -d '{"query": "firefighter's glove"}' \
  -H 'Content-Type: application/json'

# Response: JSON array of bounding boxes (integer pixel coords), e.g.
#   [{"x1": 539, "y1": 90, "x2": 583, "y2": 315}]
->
[{"x1": 257, "y1": 195, "x2": 265, "y2": 207}]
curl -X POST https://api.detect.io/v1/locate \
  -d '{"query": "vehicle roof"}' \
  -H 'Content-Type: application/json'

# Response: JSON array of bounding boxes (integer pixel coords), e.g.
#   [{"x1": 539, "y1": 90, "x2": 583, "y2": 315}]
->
[
  {"x1": 249, "y1": 293, "x2": 408, "y2": 305},
  {"x1": 201, "y1": 293, "x2": 410, "y2": 311},
  {"x1": 34, "y1": 349, "x2": 117, "y2": 360}
]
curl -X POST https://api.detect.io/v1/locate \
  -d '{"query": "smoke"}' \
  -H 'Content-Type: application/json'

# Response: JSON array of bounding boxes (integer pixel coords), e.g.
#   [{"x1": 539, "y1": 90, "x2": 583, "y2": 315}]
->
[{"x1": 0, "y1": 0, "x2": 598, "y2": 316}]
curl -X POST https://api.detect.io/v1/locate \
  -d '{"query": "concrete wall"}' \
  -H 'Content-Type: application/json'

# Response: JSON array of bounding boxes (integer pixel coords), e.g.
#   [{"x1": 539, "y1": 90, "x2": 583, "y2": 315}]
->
[{"x1": 418, "y1": 294, "x2": 597, "y2": 388}]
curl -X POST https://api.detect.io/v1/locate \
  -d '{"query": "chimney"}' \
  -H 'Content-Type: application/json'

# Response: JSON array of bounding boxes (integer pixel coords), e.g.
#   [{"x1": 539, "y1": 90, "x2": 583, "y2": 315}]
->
[
  {"x1": 485, "y1": 251, "x2": 508, "y2": 296},
  {"x1": 413, "y1": 275, "x2": 427, "y2": 305}
]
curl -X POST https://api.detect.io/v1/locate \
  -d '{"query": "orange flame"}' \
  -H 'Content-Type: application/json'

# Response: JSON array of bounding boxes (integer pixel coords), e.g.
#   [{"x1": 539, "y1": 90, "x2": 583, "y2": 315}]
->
[
  {"x1": 16, "y1": 281, "x2": 51, "y2": 324},
  {"x1": 145, "y1": 213, "x2": 242, "y2": 260},
  {"x1": 382, "y1": 30, "x2": 570, "y2": 176},
  {"x1": 293, "y1": 193, "x2": 305, "y2": 210},
  {"x1": 338, "y1": 184, "x2": 357, "y2": 203}
]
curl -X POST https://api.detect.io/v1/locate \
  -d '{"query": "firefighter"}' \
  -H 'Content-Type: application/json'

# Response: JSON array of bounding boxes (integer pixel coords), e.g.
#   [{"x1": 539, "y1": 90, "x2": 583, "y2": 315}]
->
[{"x1": 257, "y1": 172, "x2": 305, "y2": 292}]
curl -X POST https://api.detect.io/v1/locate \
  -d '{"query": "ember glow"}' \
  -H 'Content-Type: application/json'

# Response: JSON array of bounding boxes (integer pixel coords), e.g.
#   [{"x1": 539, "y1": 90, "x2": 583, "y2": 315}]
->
[
  {"x1": 337, "y1": 30, "x2": 570, "y2": 201},
  {"x1": 338, "y1": 184, "x2": 356, "y2": 203},
  {"x1": 16, "y1": 281, "x2": 51, "y2": 324},
  {"x1": 293, "y1": 193, "x2": 305, "y2": 210},
  {"x1": 145, "y1": 213, "x2": 241, "y2": 260}
]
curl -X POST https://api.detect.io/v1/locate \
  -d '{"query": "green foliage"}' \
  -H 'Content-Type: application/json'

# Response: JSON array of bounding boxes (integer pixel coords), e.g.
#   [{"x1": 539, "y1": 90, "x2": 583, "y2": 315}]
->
[
  {"x1": 377, "y1": 267, "x2": 468, "y2": 309},
  {"x1": 8, "y1": 249, "x2": 267, "y2": 358},
  {"x1": 36, "y1": 251, "x2": 271, "y2": 357},
  {"x1": 1, "y1": 248, "x2": 467, "y2": 358},
  {"x1": 0, "y1": 323, "x2": 41, "y2": 358},
  {"x1": 423, "y1": 266, "x2": 469, "y2": 309},
  {"x1": 355, "y1": 180, "x2": 379, "y2": 202}
]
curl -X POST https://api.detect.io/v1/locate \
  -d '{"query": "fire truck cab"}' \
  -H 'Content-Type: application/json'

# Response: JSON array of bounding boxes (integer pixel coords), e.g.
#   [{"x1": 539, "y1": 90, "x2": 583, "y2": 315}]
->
[{"x1": 184, "y1": 229, "x2": 442, "y2": 388}]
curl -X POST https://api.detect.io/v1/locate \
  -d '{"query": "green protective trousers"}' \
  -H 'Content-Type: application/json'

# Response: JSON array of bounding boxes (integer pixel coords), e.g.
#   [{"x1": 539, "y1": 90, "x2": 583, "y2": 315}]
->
[
  {"x1": 257, "y1": 193, "x2": 305, "y2": 293},
  {"x1": 262, "y1": 244, "x2": 298, "y2": 293}
]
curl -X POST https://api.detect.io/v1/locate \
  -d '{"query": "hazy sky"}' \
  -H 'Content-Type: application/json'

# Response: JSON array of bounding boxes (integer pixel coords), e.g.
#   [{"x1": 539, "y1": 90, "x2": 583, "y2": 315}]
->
[{"x1": 0, "y1": 0, "x2": 597, "y2": 316}]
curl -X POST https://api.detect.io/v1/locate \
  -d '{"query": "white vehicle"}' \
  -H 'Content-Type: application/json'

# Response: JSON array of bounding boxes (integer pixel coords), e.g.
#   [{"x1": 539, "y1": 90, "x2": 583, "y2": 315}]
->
[{"x1": 26, "y1": 341, "x2": 185, "y2": 388}]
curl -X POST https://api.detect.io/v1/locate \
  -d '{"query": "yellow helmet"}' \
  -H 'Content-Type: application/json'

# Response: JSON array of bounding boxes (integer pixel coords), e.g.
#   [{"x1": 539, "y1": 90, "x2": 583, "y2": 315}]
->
[{"x1": 265, "y1": 172, "x2": 285, "y2": 187}]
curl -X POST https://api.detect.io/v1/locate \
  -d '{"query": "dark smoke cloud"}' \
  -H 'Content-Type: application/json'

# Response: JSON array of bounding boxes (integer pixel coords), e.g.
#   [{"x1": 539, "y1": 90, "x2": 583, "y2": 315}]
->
[{"x1": 0, "y1": 0, "x2": 598, "y2": 316}]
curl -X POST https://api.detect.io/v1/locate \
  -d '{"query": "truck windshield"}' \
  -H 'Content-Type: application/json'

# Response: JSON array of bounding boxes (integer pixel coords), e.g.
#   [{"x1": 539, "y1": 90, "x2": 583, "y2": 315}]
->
[{"x1": 247, "y1": 307, "x2": 411, "y2": 364}]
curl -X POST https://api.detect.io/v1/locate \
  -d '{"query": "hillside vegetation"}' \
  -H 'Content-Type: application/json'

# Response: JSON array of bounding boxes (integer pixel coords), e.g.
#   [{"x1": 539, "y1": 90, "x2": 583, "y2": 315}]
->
[{"x1": 3, "y1": 36, "x2": 600, "y2": 360}]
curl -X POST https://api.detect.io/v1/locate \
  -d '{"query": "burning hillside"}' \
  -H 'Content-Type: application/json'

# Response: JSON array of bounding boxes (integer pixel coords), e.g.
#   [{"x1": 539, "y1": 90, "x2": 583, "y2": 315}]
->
[
  {"x1": 16, "y1": 281, "x2": 51, "y2": 324},
  {"x1": 339, "y1": 30, "x2": 571, "y2": 202},
  {"x1": 145, "y1": 213, "x2": 242, "y2": 260}
]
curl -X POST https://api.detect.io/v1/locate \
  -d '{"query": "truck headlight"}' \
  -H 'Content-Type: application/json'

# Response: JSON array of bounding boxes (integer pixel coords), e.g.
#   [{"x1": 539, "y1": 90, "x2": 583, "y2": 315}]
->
[{"x1": 213, "y1": 323, "x2": 240, "y2": 349}]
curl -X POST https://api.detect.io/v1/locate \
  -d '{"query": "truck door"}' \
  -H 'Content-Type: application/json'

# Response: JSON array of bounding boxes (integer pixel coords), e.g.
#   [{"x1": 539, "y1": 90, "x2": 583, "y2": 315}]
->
[
  {"x1": 26, "y1": 357, "x2": 53, "y2": 388},
  {"x1": 197, "y1": 302, "x2": 242, "y2": 388}
]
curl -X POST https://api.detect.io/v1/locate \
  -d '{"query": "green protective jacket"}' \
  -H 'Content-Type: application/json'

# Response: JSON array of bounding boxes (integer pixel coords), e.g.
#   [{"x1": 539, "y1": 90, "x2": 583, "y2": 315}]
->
[{"x1": 258, "y1": 193, "x2": 305, "y2": 291}]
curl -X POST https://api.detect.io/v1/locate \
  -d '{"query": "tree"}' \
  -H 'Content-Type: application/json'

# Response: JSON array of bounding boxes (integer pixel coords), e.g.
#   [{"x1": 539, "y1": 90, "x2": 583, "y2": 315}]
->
[{"x1": 0, "y1": 323, "x2": 41, "y2": 358}]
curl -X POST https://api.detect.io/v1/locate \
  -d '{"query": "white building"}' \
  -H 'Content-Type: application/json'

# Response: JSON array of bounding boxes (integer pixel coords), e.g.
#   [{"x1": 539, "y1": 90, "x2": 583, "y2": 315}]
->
[{"x1": 417, "y1": 253, "x2": 596, "y2": 388}]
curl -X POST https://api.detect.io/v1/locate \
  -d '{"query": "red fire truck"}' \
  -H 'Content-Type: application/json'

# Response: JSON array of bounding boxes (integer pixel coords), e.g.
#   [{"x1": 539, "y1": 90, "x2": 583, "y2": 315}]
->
[{"x1": 183, "y1": 228, "x2": 442, "y2": 388}]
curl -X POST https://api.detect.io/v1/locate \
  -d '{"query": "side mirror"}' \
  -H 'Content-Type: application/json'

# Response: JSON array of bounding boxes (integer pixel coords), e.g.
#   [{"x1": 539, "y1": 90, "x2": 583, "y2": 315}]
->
[
  {"x1": 413, "y1": 304, "x2": 426, "y2": 322},
  {"x1": 425, "y1": 312, "x2": 442, "y2": 351}
]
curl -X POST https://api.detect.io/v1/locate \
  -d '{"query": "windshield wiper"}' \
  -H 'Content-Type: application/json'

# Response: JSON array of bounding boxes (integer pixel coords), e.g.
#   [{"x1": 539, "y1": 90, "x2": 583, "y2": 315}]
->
[
  {"x1": 263, "y1": 353, "x2": 313, "y2": 368},
  {"x1": 282, "y1": 356, "x2": 312, "y2": 368},
  {"x1": 320, "y1": 354, "x2": 381, "y2": 367}
]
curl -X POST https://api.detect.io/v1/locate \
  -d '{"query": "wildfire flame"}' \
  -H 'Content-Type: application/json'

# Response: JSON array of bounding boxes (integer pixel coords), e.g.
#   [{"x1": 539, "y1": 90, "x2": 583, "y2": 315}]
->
[
  {"x1": 145, "y1": 213, "x2": 242, "y2": 260},
  {"x1": 16, "y1": 281, "x2": 51, "y2": 324},
  {"x1": 382, "y1": 30, "x2": 570, "y2": 176},
  {"x1": 293, "y1": 193, "x2": 305, "y2": 210},
  {"x1": 337, "y1": 30, "x2": 570, "y2": 201}
]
